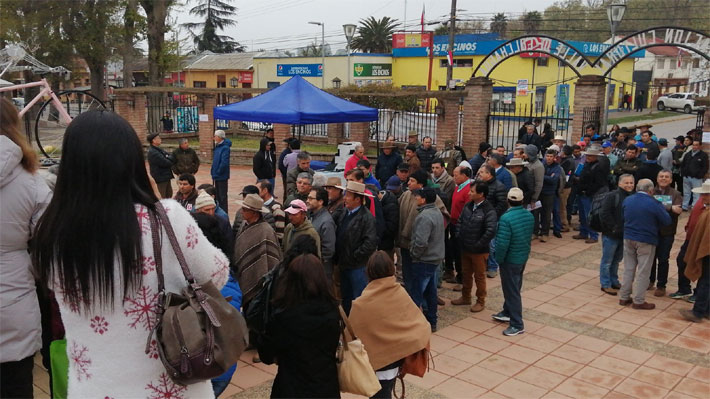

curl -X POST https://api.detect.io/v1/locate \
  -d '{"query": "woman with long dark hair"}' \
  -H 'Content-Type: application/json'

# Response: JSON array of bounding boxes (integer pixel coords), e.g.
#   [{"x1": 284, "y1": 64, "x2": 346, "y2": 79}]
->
[
  {"x1": 32, "y1": 110, "x2": 230, "y2": 398},
  {"x1": 258, "y1": 254, "x2": 340, "y2": 398},
  {"x1": 0, "y1": 97, "x2": 52, "y2": 398}
]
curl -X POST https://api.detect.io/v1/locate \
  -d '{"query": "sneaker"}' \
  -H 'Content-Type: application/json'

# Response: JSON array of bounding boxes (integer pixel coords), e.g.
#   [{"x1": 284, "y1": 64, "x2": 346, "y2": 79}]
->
[
  {"x1": 539, "y1": 235, "x2": 547, "y2": 243},
  {"x1": 669, "y1": 291, "x2": 693, "y2": 299},
  {"x1": 678, "y1": 309, "x2": 703, "y2": 323},
  {"x1": 486, "y1": 270, "x2": 498, "y2": 278},
  {"x1": 492, "y1": 312, "x2": 510, "y2": 322},
  {"x1": 653, "y1": 287, "x2": 666, "y2": 297},
  {"x1": 686, "y1": 294, "x2": 696, "y2": 303},
  {"x1": 502, "y1": 326, "x2": 525, "y2": 336}
]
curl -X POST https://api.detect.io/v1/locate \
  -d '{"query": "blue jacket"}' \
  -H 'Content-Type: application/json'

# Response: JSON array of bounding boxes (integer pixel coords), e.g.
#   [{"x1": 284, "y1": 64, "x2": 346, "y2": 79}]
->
[
  {"x1": 211, "y1": 138, "x2": 232, "y2": 181},
  {"x1": 364, "y1": 174, "x2": 382, "y2": 191},
  {"x1": 542, "y1": 162, "x2": 563, "y2": 195},
  {"x1": 495, "y1": 166, "x2": 514, "y2": 190},
  {"x1": 468, "y1": 154, "x2": 486, "y2": 176},
  {"x1": 211, "y1": 274, "x2": 242, "y2": 385},
  {"x1": 495, "y1": 206, "x2": 535, "y2": 265},
  {"x1": 622, "y1": 192, "x2": 672, "y2": 246}
]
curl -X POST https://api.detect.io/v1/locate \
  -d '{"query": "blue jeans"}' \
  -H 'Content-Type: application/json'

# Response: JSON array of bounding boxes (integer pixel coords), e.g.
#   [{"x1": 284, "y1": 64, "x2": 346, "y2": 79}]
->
[
  {"x1": 553, "y1": 196, "x2": 563, "y2": 233},
  {"x1": 340, "y1": 267, "x2": 368, "y2": 314},
  {"x1": 650, "y1": 235, "x2": 675, "y2": 288},
  {"x1": 500, "y1": 262, "x2": 525, "y2": 330},
  {"x1": 577, "y1": 195, "x2": 598, "y2": 240},
  {"x1": 256, "y1": 178, "x2": 276, "y2": 194},
  {"x1": 682, "y1": 177, "x2": 702, "y2": 210},
  {"x1": 487, "y1": 239, "x2": 499, "y2": 272},
  {"x1": 600, "y1": 235, "x2": 623, "y2": 288},
  {"x1": 410, "y1": 262, "x2": 438, "y2": 328}
]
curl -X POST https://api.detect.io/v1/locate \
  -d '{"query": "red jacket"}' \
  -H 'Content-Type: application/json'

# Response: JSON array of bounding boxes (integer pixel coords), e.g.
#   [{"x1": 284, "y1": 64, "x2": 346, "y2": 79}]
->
[
  {"x1": 686, "y1": 199, "x2": 706, "y2": 238},
  {"x1": 450, "y1": 180, "x2": 472, "y2": 225},
  {"x1": 344, "y1": 154, "x2": 368, "y2": 176}
]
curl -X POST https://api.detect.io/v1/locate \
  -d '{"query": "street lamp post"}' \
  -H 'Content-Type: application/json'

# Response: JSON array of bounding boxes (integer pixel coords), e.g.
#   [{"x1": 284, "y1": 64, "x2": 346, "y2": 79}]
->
[
  {"x1": 309, "y1": 21, "x2": 325, "y2": 88},
  {"x1": 343, "y1": 24, "x2": 356, "y2": 87},
  {"x1": 601, "y1": 1, "x2": 626, "y2": 134}
]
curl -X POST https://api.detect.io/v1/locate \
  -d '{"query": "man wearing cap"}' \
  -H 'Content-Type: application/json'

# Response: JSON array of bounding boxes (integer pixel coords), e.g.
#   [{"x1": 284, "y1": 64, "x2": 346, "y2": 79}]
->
[
  {"x1": 174, "y1": 173, "x2": 199, "y2": 212},
  {"x1": 410, "y1": 187, "x2": 445, "y2": 330},
  {"x1": 601, "y1": 141, "x2": 618, "y2": 169},
  {"x1": 681, "y1": 139, "x2": 709, "y2": 211},
  {"x1": 285, "y1": 172, "x2": 313, "y2": 208},
  {"x1": 257, "y1": 180, "x2": 286, "y2": 242},
  {"x1": 286, "y1": 151, "x2": 315, "y2": 197},
  {"x1": 619, "y1": 179, "x2": 671, "y2": 310},
  {"x1": 436, "y1": 139, "x2": 463, "y2": 175},
  {"x1": 416, "y1": 136, "x2": 437, "y2": 172},
  {"x1": 194, "y1": 189, "x2": 233, "y2": 248},
  {"x1": 233, "y1": 194, "x2": 282, "y2": 303},
  {"x1": 468, "y1": 142, "x2": 491, "y2": 177},
  {"x1": 404, "y1": 145, "x2": 421, "y2": 173},
  {"x1": 211, "y1": 130, "x2": 232, "y2": 213},
  {"x1": 492, "y1": 188, "x2": 535, "y2": 336},
  {"x1": 283, "y1": 199, "x2": 321, "y2": 258},
  {"x1": 334, "y1": 181, "x2": 378, "y2": 313},
  {"x1": 407, "y1": 130, "x2": 420, "y2": 148},
  {"x1": 345, "y1": 144, "x2": 368, "y2": 176},
  {"x1": 395, "y1": 163, "x2": 411, "y2": 196},
  {"x1": 678, "y1": 180, "x2": 710, "y2": 322},
  {"x1": 171, "y1": 138, "x2": 200, "y2": 176},
  {"x1": 376, "y1": 139, "x2": 402, "y2": 189},
  {"x1": 657, "y1": 138, "x2": 672, "y2": 171},
  {"x1": 147, "y1": 133, "x2": 175, "y2": 198},
  {"x1": 307, "y1": 188, "x2": 336, "y2": 279},
  {"x1": 574, "y1": 146, "x2": 609, "y2": 244}
]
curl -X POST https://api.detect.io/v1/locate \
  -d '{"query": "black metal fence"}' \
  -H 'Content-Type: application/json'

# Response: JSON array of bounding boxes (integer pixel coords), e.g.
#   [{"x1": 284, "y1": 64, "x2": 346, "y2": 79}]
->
[
  {"x1": 291, "y1": 124, "x2": 329, "y2": 137},
  {"x1": 696, "y1": 109, "x2": 705, "y2": 130},
  {"x1": 581, "y1": 106, "x2": 602, "y2": 137},
  {"x1": 486, "y1": 104, "x2": 571, "y2": 151},
  {"x1": 146, "y1": 93, "x2": 199, "y2": 134}
]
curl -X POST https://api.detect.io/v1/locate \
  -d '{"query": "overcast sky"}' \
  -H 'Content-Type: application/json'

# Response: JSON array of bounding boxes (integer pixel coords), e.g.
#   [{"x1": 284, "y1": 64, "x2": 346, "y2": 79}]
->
[{"x1": 174, "y1": 0, "x2": 559, "y2": 53}]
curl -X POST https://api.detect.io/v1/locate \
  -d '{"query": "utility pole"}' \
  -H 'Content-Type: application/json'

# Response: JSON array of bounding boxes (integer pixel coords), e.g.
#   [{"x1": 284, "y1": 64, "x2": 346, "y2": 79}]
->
[{"x1": 446, "y1": 0, "x2": 457, "y2": 90}]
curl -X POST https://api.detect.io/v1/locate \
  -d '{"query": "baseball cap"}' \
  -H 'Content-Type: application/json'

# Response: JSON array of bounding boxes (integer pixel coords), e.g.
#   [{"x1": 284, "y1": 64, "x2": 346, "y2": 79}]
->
[
  {"x1": 284, "y1": 199, "x2": 308, "y2": 214},
  {"x1": 147, "y1": 133, "x2": 159, "y2": 143},
  {"x1": 601, "y1": 141, "x2": 612, "y2": 148},
  {"x1": 507, "y1": 188, "x2": 524, "y2": 201},
  {"x1": 658, "y1": 138, "x2": 668, "y2": 146},
  {"x1": 386, "y1": 175, "x2": 401, "y2": 190}
]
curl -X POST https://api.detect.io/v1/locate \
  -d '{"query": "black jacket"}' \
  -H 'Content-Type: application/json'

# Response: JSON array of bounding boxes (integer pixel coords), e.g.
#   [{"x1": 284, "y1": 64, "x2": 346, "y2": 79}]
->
[
  {"x1": 483, "y1": 176, "x2": 508, "y2": 217},
  {"x1": 634, "y1": 161, "x2": 663, "y2": 184},
  {"x1": 334, "y1": 205, "x2": 377, "y2": 270},
  {"x1": 254, "y1": 138, "x2": 276, "y2": 179},
  {"x1": 376, "y1": 150, "x2": 403, "y2": 188},
  {"x1": 258, "y1": 300, "x2": 340, "y2": 399},
  {"x1": 468, "y1": 154, "x2": 486, "y2": 176},
  {"x1": 560, "y1": 156, "x2": 574, "y2": 189},
  {"x1": 514, "y1": 168, "x2": 535, "y2": 205},
  {"x1": 147, "y1": 145, "x2": 175, "y2": 183},
  {"x1": 600, "y1": 188, "x2": 634, "y2": 239},
  {"x1": 520, "y1": 133, "x2": 543, "y2": 151},
  {"x1": 578, "y1": 160, "x2": 609, "y2": 197},
  {"x1": 416, "y1": 146, "x2": 437, "y2": 171},
  {"x1": 378, "y1": 191, "x2": 399, "y2": 251},
  {"x1": 457, "y1": 200, "x2": 498, "y2": 254},
  {"x1": 681, "y1": 150, "x2": 709, "y2": 179},
  {"x1": 171, "y1": 147, "x2": 200, "y2": 175}
]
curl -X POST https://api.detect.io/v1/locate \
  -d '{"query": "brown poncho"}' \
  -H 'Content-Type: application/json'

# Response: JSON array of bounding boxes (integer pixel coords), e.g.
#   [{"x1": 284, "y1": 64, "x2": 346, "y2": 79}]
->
[
  {"x1": 349, "y1": 276, "x2": 431, "y2": 370},
  {"x1": 234, "y1": 218, "x2": 282, "y2": 302},
  {"x1": 684, "y1": 207, "x2": 710, "y2": 282}
]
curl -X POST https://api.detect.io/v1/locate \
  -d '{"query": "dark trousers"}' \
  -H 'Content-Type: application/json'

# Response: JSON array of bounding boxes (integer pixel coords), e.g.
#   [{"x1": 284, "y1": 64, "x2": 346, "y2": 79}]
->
[
  {"x1": 532, "y1": 207, "x2": 541, "y2": 236},
  {"x1": 673, "y1": 173, "x2": 683, "y2": 194},
  {"x1": 0, "y1": 356, "x2": 34, "y2": 398},
  {"x1": 401, "y1": 248, "x2": 413, "y2": 295},
  {"x1": 540, "y1": 193, "x2": 556, "y2": 236},
  {"x1": 156, "y1": 180, "x2": 173, "y2": 199},
  {"x1": 650, "y1": 235, "x2": 675, "y2": 288},
  {"x1": 691, "y1": 257, "x2": 710, "y2": 318},
  {"x1": 340, "y1": 266, "x2": 367, "y2": 314},
  {"x1": 371, "y1": 377, "x2": 396, "y2": 399},
  {"x1": 500, "y1": 261, "x2": 526, "y2": 330},
  {"x1": 411, "y1": 262, "x2": 438, "y2": 328},
  {"x1": 676, "y1": 240, "x2": 694, "y2": 294},
  {"x1": 214, "y1": 179, "x2": 229, "y2": 214}
]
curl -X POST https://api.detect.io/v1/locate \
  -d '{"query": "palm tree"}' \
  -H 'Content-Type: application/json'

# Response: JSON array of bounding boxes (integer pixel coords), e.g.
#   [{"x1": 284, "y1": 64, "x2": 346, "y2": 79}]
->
[
  {"x1": 350, "y1": 16, "x2": 400, "y2": 54},
  {"x1": 522, "y1": 11, "x2": 542, "y2": 35},
  {"x1": 182, "y1": 0, "x2": 243, "y2": 53},
  {"x1": 490, "y1": 13, "x2": 508, "y2": 38}
]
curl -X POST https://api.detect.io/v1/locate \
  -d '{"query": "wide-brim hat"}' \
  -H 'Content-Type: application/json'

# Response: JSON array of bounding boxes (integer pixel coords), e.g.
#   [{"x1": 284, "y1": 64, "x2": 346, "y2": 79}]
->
[
  {"x1": 335, "y1": 181, "x2": 374, "y2": 197},
  {"x1": 408, "y1": 130, "x2": 418, "y2": 137},
  {"x1": 235, "y1": 193, "x2": 269, "y2": 213},
  {"x1": 637, "y1": 123, "x2": 653, "y2": 128},
  {"x1": 691, "y1": 181, "x2": 710, "y2": 194},
  {"x1": 582, "y1": 148, "x2": 605, "y2": 156},
  {"x1": 507, "y1": 158, "x2": 528, "y2": 166},
  {"x1": 553, "y1": 135, "x2": 566, "y2": 141},
  {"x1": 323, "y1": 176, "x2": 343, "y2": 188},
  {"x1": 381, "y1": 142, "x2": 397, "y2": 148}
]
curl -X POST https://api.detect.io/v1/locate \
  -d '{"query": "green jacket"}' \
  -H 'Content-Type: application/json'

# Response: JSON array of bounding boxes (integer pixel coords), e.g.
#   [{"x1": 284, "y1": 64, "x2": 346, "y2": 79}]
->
[
  {"x1": 495, "y1": 206, "x2": 535, "y2": 265},
  {"x1": 282, "y1": 219, "x2": 321, "y2": 259}
]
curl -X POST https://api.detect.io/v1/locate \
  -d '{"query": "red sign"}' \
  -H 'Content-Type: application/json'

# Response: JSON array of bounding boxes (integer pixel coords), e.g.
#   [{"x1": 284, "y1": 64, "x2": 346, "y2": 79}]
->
[
  {"x1": 519, "y1": 52, "x2": 550, "y2": 58},
  {"x1": 240, "y1": 71, "x2": 253, "y2": 84},
  {"x1": 392, "y1": 33, "x2": 432, "y2": 49}
]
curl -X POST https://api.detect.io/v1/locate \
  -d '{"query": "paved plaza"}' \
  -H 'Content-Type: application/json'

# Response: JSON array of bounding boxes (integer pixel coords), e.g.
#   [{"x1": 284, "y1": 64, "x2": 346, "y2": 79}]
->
[{"x1": 32, "y1": 166, "x2": 710, "y2": 399}]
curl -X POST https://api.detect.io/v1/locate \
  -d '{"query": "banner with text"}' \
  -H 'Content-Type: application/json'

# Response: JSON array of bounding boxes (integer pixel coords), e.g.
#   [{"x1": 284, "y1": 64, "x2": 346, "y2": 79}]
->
[
  {"x1": 277, "y1": 64, "x2": 323, "y2": 77},
  {"x1": 353, "y1": 63, "x2": 392, "y2": 77}
]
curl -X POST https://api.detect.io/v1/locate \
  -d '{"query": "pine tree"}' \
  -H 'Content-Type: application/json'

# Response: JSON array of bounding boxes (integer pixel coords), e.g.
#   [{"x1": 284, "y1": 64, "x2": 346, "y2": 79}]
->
[{"x1": 182, "y1": 0, "x2": 243, "y2": 53}]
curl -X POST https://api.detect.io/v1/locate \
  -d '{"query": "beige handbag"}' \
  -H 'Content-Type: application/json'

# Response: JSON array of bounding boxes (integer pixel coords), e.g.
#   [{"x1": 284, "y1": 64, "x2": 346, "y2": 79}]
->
[{"x1": 336, "y1": 306, "x2": 381, "y2": 397}]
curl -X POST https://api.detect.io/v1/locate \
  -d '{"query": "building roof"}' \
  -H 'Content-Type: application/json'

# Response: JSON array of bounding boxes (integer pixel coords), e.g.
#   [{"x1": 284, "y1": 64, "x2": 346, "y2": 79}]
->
[
  {"x1": 184, "y1": 51, "x2": 257, "y2": 71},
  {"x1": 641, "y1": 37, "x2": 691, "y2": 57}
]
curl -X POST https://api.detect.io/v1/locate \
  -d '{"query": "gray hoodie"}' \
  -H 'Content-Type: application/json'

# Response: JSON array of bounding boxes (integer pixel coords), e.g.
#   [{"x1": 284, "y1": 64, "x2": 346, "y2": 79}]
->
[
  {"x1": 525, "y1": 144, "x2": 544, "y2": 202},
  {"x1": 410, "y1": 203, "x2": 445, "y2": 264}
]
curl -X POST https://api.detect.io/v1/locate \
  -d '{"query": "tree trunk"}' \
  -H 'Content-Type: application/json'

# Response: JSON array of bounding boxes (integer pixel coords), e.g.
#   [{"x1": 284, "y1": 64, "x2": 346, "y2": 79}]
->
[
  {"x1": 122, "y1": 0, "x2": 138, "y2": 88},
  {"x1": 140, "y1": 0, "x2": 170, "y2": 87},
  {"x1": 89, "y1": 62, "x2": 106, "y2": 102}
]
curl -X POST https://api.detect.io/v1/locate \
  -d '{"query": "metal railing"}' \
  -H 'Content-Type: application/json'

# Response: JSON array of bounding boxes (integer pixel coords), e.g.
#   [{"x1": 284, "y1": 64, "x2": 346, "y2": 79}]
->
[
  {"x1": 486, "y1": 104, "x2": 571, "y2": 151},
  {"x1": 696, "y1": 109, "x2": 705, "y2": 130},
  {"x1": 145, "y1": 93, "x2": 199, "y2": 134}
]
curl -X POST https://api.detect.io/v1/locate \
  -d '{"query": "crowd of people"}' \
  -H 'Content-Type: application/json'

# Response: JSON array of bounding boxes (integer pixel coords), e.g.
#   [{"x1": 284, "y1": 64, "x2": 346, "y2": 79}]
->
[{"x1": 1, "y1": 94, "x2": 709, "y2": 399}]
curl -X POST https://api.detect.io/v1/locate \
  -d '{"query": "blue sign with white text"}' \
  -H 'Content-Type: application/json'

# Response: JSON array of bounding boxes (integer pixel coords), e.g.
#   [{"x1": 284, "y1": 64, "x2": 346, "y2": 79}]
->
[{"x1": 277, "y1": 64, "x2": 323, "y2": 77}]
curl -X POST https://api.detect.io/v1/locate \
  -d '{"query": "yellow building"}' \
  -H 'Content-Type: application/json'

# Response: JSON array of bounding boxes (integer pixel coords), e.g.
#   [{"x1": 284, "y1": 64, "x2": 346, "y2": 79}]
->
[{"x1": 181, "y1": 52, "x2": 257, "y2": 89}]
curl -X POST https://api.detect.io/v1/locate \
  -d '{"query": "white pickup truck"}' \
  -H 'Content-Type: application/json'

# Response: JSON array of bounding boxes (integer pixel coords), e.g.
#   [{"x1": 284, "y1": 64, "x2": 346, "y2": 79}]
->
[{"x1": 656, "y1": 92, "x2": 706, "y2": 113}]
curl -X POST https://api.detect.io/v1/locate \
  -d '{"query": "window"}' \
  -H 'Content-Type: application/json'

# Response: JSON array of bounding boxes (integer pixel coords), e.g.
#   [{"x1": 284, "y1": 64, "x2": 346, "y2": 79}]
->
[
  {"x1": 693, "y1": 58, "x2": 700, "y2": 68},
  {"x1": 267, "y1": 81, "x2": 281, "y2": 89},
  {"x1": 536, "y1": 57, "x2": 549, "y2": 67},
  {"x1": 193, "y1": 81, "x2": 207, "y2": 88},
  {"x1": 535, "y1": 87, "x2": 547, "y2": 112},
  {"x1": 491, "y1": 87, "x2": 516, "y2": 112},
  {"x1": 439, "y1": 58, "x2": 473, "y2": 68},
  {"x1": 656, "y1": 59, "x2": 665, "y2": 69}
]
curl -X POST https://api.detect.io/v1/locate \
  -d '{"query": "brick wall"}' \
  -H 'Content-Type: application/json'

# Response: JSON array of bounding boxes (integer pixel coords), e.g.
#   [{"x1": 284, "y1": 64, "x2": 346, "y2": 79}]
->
[
  {"x1": 349, "y1": 122, "x2": 371, "y2": 151},
  {"x1": 115, "y1": 94, "x2": 147, "y2": 144},
  {"x1": 461, "y1": 77, "x2": 494, "y2": 157},
  {"x1": 436, "y1": 98, "x2": 462, "y2": 147},
  {"x1": 198, "y1": 94, "x2": 217, "y2": 160},
  {"x1": 571, "y1": 75, "x2": 607, "y2": 139}
]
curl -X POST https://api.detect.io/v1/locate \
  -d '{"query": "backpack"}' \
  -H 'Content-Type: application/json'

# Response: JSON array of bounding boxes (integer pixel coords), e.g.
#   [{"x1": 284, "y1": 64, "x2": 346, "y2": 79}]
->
[
  {"x1": 244, "y1": 266, "x2": 282, "y2": 347},
  {"x1": 589, "y1": 191, "x2": 619, "y2": 233}
]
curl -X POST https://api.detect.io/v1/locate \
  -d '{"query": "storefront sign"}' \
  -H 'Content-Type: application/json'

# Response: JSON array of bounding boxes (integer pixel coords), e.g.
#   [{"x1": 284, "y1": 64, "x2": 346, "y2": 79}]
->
[
  {"x1": 393, "y1": 33, "x2": 432, "y2": 48},
  {"x1": 277, "y1": 64, "x2": 322, "y2": 77},
  {"x1": 353, "y1": 63, "x2": 392, "y2": 77},
  {"x1": 516, "y1": 79, "x2": 529, "y2": 96},
  {"x1": 240, "y1": 71, "x2": 253, "y2": 83}
]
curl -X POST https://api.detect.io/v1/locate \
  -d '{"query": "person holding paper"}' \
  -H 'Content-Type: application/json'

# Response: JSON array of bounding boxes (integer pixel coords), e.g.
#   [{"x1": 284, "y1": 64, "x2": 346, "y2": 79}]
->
[{"x1": 650, "y1": 170, "x2": 682, "y2": 297}]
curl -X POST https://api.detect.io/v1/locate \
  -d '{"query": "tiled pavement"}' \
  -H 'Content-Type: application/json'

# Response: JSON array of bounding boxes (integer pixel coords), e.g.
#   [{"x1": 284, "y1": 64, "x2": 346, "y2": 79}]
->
[{"x1": 32, "y1": 167, "x2": 710, "y2": 398}]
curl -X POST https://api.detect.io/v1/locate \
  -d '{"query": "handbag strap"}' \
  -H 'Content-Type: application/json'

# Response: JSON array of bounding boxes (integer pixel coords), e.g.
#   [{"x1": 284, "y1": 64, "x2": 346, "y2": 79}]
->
[
  {"x1": 153, "y1": 202, "x2": 197, "y2": 284},
  {"x1": 337, "y1": 305, "x2": 357, "y2": 343},
  {"x1": 146, "y1": 209, "x2": 166, "y2": 354}
]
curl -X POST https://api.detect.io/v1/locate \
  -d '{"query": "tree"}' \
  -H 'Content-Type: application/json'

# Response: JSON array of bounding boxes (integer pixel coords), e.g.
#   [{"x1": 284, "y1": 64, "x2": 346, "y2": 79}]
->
[
  {"x1": 182, "y1": 0, "x2": 243, "y2": 53},
  {"x1": 490, "y1": 13, "x2": 508, "y2": 38},
  {"x1": 121, "y1": 0, "x2": 144, "y2": 88},
  {"x1": 350, "y1": 16, "x2": 400, "y2": 54},
  {"x1": 522, "y1": 11, "x2": 543, "y2": 34},
  {"x1": 140, "y1": 0, "x2": 174, "y2": 87},
  {"x1": 297, "y1": 42, "x2": 331, "y2": 57}
]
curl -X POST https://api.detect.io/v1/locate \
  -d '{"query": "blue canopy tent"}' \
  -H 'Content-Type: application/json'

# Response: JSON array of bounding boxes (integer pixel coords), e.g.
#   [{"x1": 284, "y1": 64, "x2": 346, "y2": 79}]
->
[{"x1": 213, "y1": 75, "x2": 378, "y2": 124}]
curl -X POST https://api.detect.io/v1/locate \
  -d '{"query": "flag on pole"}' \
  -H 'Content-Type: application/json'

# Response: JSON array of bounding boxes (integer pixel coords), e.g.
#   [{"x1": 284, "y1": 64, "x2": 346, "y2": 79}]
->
[
  {"x1": 447, "y1": 50, "x2": 454, "y2": 66},
  {"x1": 677, "y1": 48, "x2": 682, "y2": 68},
  {"x1": 420, "y1": 4, "x2": 425, "y2": 33}
]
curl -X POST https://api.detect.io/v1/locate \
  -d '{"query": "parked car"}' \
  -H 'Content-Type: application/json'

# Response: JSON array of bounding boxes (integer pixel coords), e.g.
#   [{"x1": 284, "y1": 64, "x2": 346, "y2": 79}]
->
[{"x1": 656, "y1": 92, "x2": 706, "y2": 113}]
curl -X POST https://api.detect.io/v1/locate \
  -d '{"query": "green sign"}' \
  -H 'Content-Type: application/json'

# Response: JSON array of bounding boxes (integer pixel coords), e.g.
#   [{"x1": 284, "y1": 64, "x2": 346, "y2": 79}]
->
[{"x1": 353, "y1": 63, "x2": 392, "y2": 77}]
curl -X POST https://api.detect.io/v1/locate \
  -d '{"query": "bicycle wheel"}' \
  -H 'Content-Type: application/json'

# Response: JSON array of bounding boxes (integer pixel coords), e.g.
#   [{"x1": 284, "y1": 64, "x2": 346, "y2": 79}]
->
[{"x1": 34, "y1": 90, "x2": 106, "y2": 160}]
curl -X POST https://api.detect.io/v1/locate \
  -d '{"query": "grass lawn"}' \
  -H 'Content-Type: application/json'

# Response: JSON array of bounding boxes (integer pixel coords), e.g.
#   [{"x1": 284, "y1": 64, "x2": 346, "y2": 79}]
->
[
  {"x1": 607, "y1": 111, "x2": 678, "y2": 125},
  {"x1": 176, "y1": 135, "x2": 379, "y2": 156}
]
